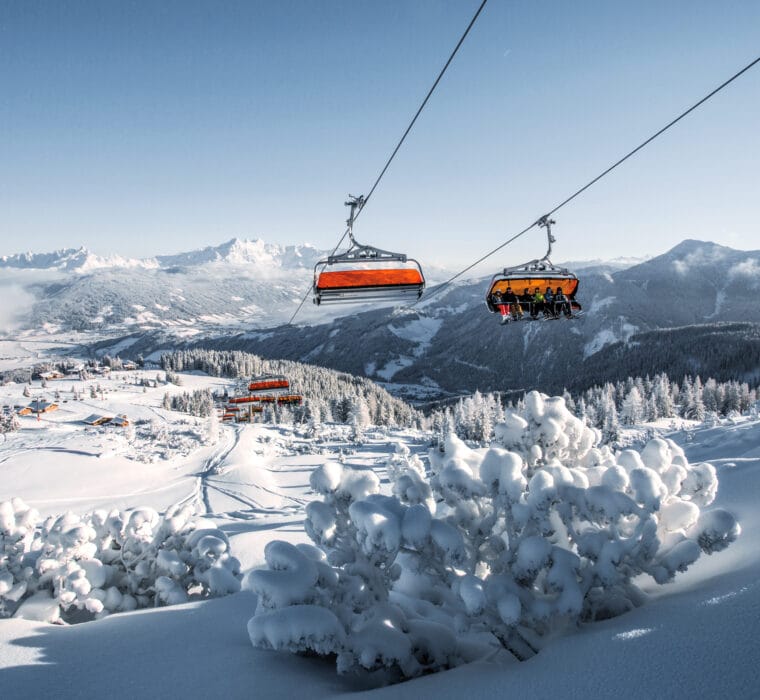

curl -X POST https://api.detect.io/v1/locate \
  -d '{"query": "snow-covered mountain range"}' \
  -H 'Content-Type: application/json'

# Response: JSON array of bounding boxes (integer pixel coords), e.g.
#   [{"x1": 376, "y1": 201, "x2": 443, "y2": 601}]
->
[
  {"x1": 5, "y1": 238, "x2": 759, "y2": 401},
  {"x1": 0, "y1": 239, "x2": 337, "y2": 333},
  {"x1": 82, "y1": 239, "x2": 760, "y2": 402},
  {"x1": 0, "y1": 238, "x2": 327, "y2": 273},
  {"x1": 0, "y1": 238, "x2": 457, "y2": 334}
]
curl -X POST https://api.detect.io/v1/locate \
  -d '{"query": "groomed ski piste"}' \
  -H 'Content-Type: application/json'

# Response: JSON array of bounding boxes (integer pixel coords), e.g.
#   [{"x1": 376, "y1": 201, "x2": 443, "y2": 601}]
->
[{"x1": 1, "y1": 369, "x2": 759, "y2": 698}]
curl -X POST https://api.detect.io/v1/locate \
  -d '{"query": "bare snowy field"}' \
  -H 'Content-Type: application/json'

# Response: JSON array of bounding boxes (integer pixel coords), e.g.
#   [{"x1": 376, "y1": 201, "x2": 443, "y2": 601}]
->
[{"x1": 1, "y1": 371, "x2": 758, "y2": 698}]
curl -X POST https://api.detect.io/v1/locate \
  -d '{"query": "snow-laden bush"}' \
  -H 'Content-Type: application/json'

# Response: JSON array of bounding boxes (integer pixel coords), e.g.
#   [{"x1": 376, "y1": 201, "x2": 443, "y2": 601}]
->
[
  {"x1": 247, "y1": 392, "x2": 739, "y2": 681},
  {"x1": 0, "y1": 500, "x2": 240, "y2": 622},
  {"x1": 0, "y1": 412, "x2": 21, "y2": 438}
]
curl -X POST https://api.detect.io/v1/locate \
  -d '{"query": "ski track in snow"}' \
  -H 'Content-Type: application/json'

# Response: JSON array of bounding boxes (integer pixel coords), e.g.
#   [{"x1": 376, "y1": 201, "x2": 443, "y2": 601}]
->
[{"x1": 199, "y1": 425, "x2": 242, "y2": 515}]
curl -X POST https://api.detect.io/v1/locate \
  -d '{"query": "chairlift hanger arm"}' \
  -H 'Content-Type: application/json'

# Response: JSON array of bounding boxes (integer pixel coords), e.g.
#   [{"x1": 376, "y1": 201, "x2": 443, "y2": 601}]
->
[
  {"x1": 345, "y1": 194, "x2": 366, "y2": 246},
  {"x1": 499, "y1": 216, "x2": 562, "y2": 275},
  {"x1": 537, "y1": 216, "x2": 556, "y2": 261},
  {"x1": 321, "y1": 194, "x2": 409, "y2": 264}
]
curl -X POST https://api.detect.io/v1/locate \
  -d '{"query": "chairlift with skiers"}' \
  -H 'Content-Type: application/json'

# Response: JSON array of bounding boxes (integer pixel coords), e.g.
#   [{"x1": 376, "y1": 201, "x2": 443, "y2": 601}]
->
[{"x1": 486, "y1": 217, "x2": 582, "y2": 323}]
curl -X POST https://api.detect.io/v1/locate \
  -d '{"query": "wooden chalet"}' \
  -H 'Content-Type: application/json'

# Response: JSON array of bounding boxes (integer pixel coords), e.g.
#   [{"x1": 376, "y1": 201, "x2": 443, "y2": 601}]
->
[{"x1": 18, "y1": 400, "x2": 59, "y2": 415}]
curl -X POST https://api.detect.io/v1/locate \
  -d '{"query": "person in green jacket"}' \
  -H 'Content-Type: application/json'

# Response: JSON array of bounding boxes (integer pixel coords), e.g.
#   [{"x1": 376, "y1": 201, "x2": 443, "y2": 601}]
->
[{"x1": 531, "y1": 287, "x2": 544, "y2": 319}]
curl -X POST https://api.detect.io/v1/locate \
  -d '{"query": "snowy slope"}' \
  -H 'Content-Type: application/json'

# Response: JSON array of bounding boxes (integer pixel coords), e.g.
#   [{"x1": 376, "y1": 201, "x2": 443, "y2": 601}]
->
[{"x1": 1, "y1": 367, "x2": 759, "y2": 698}]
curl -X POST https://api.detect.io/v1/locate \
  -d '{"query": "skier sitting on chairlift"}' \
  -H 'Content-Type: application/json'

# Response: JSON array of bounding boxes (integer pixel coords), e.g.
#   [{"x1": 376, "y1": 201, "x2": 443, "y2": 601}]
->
[
  {"x1": 543, "y1": 287, "x2": 554, "y2": 318},
  {"x1": 520, "y1": 287, "x2": 532, "y2": 316},
  {"x1": 503, "y1": 286, "x2": 523, "y2": 321},
  {"x1": 491, "y1": 290, "x2": 512, "y2": 324},
  {"x1": 554, "y1": 286, "x2": 572, "y2": 318},
  {"x1": 531, "y1": 287, "x2": 545, "y2": 319}
]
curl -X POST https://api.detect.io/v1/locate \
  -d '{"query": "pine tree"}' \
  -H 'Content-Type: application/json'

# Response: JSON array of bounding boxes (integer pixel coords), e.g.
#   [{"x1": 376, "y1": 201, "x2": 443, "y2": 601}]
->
[
  {"x1": 685, "y1": 377, "x2": 706, "y2": 421},
  {"x1": 601, "y1": 392, "x2": 620, "y2": 443},
  {"x1": 621, "y1": 386, "x2": 644, "y2": 425},
  {"x1": 654, "y1": 374, "x2": 675, "y2": 417},
  {"x1": 646, "y1": 394, "x2": 659, "y2": 422},
  {"x1": 702, "y1": 378, "x2": 719, "y2": 413}
]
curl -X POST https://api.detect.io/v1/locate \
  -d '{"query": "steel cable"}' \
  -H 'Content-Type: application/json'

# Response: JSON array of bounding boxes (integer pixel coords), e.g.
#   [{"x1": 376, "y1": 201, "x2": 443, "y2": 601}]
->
[
  {"x1": 287, "y1": 0, "x2": 489, "y2": 325},
  {"x1": 414, "y1": 53, "x2": 760, "y2": 307}
]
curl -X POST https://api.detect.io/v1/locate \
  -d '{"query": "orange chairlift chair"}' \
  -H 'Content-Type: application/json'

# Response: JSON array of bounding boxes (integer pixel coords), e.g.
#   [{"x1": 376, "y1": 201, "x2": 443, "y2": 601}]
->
[
  {"x1": 485, "y1": 217, "x2": 581, "y2": 317},
  {"x1": 248, "y1": 375, "x2": 289, "y2": 393},
  {"x1": 313, "y1": 196, "x2": 425, "y2": 305}
]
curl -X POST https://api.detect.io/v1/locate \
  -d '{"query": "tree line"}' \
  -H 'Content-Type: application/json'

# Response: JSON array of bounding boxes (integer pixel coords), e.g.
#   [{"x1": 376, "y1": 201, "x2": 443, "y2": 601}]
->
[{"x1": 430, "y1": 373, "x2": 759, "y2": 445}]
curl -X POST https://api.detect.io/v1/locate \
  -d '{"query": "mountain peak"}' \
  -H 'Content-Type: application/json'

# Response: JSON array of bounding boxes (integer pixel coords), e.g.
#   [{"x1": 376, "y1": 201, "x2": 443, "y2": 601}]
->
[
  {"x1": 154, "y1": 237, "x2": 323, "y2": 269},
  {"x1": 667, "y1": 239, "x2": 728, "y2": 255}
]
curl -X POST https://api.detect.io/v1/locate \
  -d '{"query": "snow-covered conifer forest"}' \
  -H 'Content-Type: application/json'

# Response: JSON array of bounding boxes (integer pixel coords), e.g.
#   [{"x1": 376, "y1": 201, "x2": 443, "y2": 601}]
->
[{"x1": 430, "y1": 373, "x2": 759, "y2": 445}]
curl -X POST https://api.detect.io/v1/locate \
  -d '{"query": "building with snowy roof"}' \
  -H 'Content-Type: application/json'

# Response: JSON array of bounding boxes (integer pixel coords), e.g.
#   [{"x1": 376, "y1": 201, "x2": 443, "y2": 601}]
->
[
  {"x1": 82, "y1": 414, "x2": 113, "y2": 426},
  {"x1": 18, "y1": 400, "x2": 59, "y2": 415}
]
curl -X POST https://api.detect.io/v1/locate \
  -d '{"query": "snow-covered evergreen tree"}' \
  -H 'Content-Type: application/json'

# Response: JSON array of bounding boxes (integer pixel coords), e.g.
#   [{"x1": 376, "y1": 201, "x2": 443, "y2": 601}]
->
[
  {"x1": 685, "y1": 377, "x2": 706, "y2": 421},
  {"x1": 247, "y1": 392, "x2": 739, "y2": 680},
  {"x1": 205, "y1": 409, "x2": 220, "y2": 445},
  {"x1": 601, "y1": 387, "x2": 620, "y2": 443},
  {"x1": 349, "y1": 397, "x2": 371, "y2": 442},
  {"x1": 621, "y1": 386, "x2": 644, "y2": 425},
  {"x1": 0, "y1": 413, "x2": 21, "y2": 440}
]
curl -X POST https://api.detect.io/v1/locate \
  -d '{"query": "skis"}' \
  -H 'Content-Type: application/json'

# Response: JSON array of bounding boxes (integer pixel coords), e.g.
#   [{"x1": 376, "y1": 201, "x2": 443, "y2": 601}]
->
[{"x1": 499, "y1": 312, "x2": 582, "y2": 325}]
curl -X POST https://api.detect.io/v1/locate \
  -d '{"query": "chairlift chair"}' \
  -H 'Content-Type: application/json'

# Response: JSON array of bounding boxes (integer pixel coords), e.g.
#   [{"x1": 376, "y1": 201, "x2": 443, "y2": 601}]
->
[
  {"x1": 313, "y1": 196, "x2": 425, "y2": 305},
  {"x1": 485, "y1": 217, "x2": 582, "y2": 316},
  {"x1": 248, "y1": 375, "x2": 289, "y2": 393}
]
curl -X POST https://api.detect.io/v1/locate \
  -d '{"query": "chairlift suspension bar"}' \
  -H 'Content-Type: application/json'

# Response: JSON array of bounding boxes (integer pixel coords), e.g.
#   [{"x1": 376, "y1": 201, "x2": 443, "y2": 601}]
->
[
  {"x1": 538, "y1": 216, "x2": 556, "y2": 263},
  {"x1": 345, "y1": 195, "x2": 364, "y2": 246}
]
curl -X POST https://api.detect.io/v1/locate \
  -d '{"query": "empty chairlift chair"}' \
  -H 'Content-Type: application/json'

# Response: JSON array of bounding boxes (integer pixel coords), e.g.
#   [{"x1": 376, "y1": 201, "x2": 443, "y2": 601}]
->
[
  {"x1": 313, "y1": 196, "x2": 425, "y2": 306},
  {"x1": 248, "y1": 375, "x2": 289, "y2": 393}
]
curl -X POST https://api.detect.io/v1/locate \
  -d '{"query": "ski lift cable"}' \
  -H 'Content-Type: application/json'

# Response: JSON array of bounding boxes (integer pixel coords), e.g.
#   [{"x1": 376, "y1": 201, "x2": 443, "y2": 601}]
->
[
  {"x1": 287, "y1": 0, "x2": 490, "y2": 325},
  {"x1": 356, "y1": 0, "x2": 489, "y2": 219},
  {"x1": 413, "y1": 52, "x2": 760, "y2": 307}
]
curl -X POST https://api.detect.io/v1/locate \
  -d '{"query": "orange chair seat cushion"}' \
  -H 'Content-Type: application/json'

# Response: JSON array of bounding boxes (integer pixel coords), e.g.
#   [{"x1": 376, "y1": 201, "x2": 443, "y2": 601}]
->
[{"x1": 317, "y1": 268, "x2": 423, "y2": 290}]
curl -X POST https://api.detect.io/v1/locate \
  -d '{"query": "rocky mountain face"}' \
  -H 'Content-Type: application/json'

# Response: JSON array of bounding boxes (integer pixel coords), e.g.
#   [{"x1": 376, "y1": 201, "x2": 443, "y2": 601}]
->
[{"x1": 86, "y1": 240, "x2": 760, "y2": 402}]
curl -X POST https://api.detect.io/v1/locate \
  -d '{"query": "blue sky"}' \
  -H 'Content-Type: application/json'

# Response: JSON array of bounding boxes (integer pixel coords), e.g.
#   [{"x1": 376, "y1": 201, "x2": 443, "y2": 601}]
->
[{"x1": 1, "y1": 0, "x2": 759, "y2": 269}]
